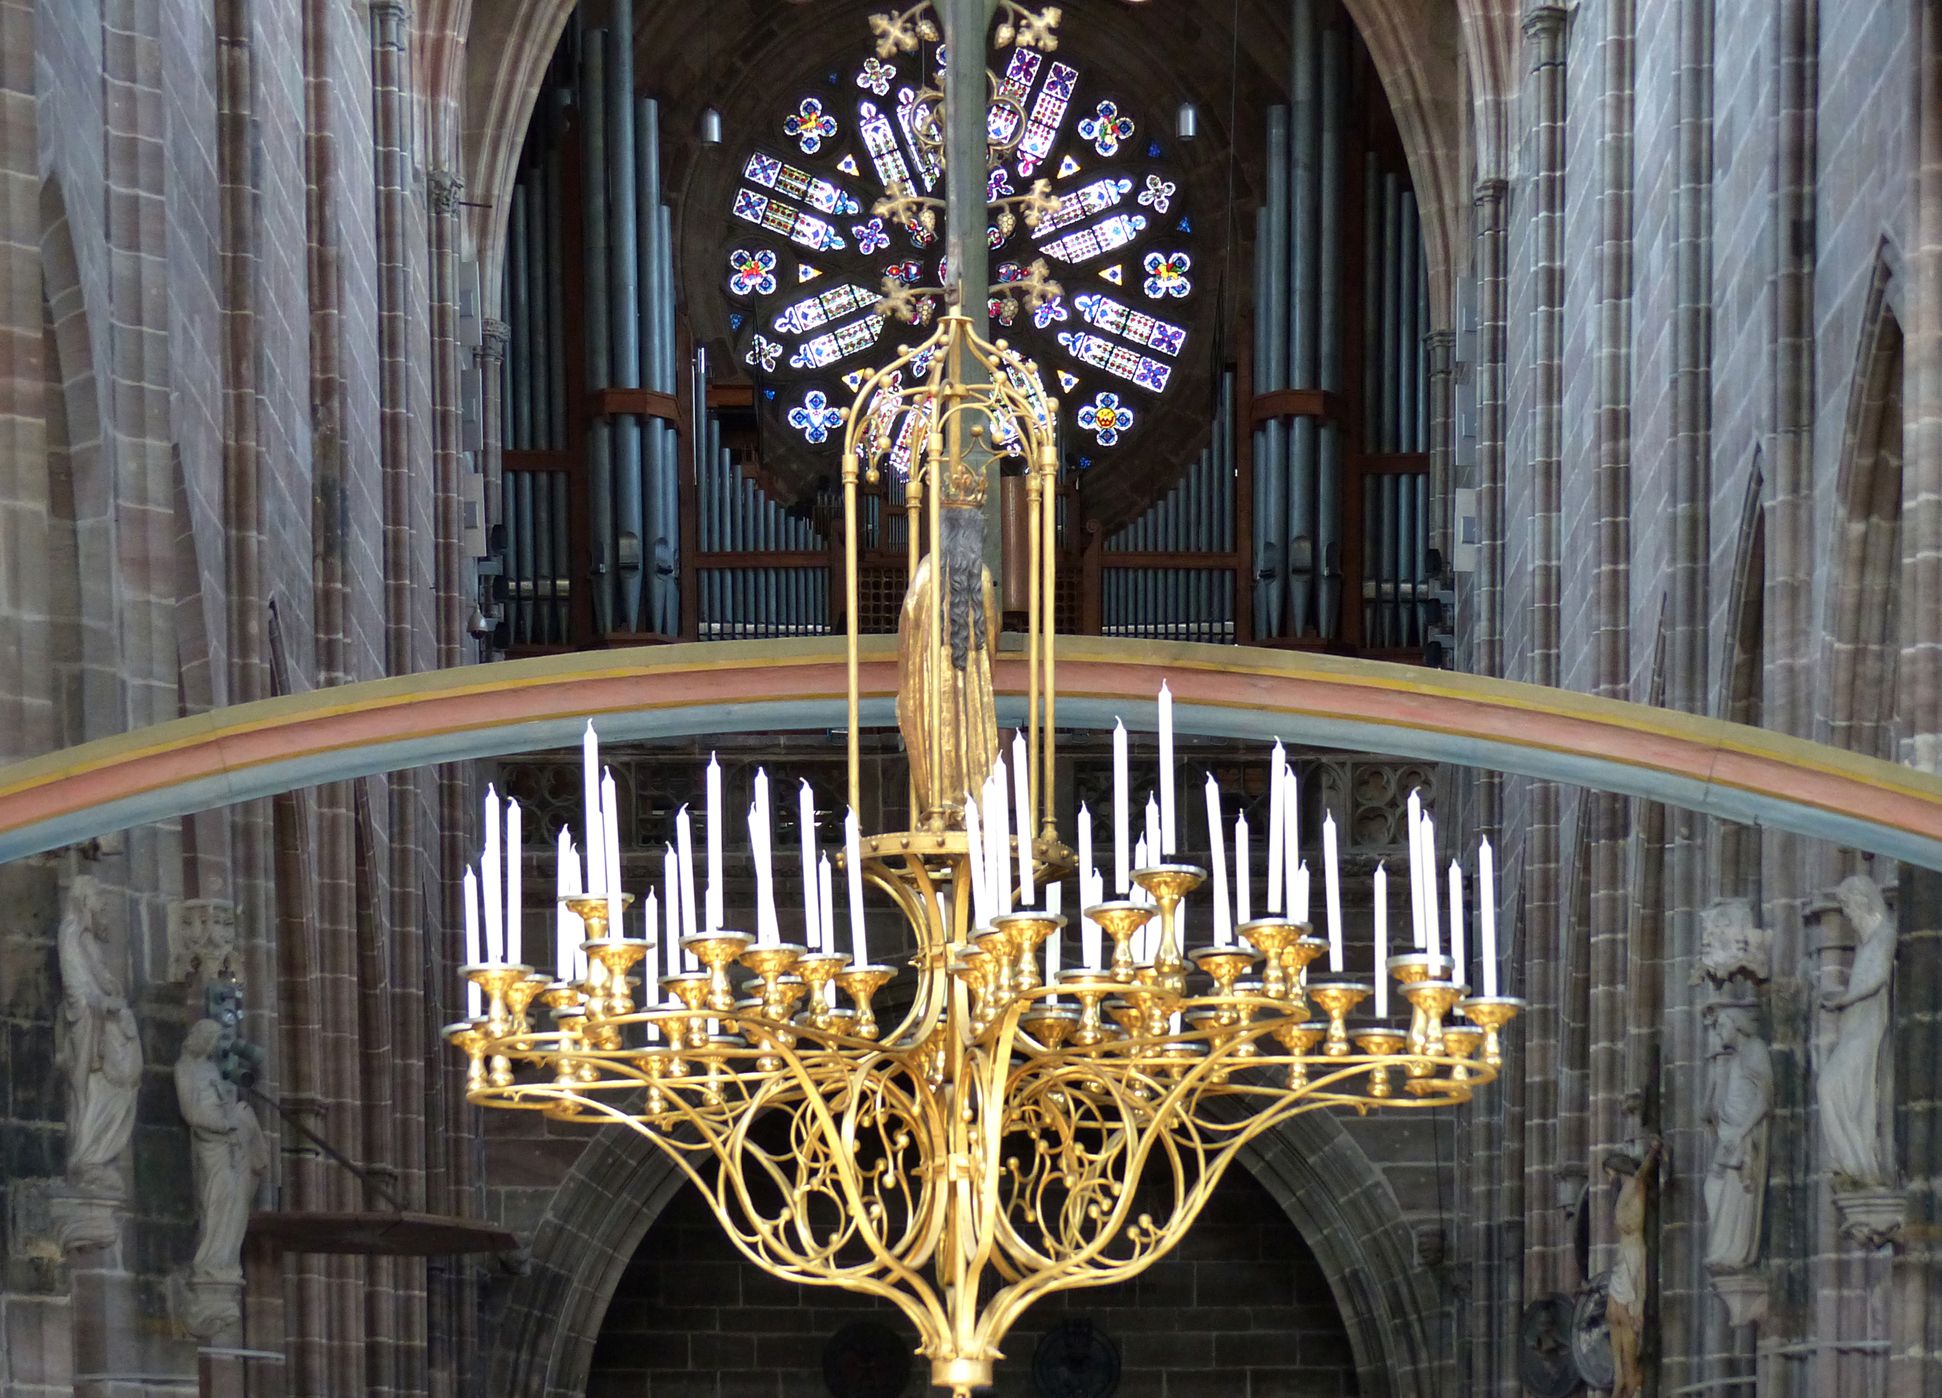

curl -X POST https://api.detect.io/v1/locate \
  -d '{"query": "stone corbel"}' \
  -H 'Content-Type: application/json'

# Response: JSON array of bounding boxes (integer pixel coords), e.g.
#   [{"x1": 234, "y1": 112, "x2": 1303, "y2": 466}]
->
[
  {"x1": 1707, "y1": 1268, "x2": 1768, "y2": 1327},
  {"x1": 1833, "y1": 1188, "x2": 1905, "y2": 1250}
]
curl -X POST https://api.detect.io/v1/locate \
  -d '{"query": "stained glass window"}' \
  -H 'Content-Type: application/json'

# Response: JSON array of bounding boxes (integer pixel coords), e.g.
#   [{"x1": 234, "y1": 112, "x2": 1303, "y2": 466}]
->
[{"x1": 718, "y1": 17, "x2": 1199, "y2": 470}]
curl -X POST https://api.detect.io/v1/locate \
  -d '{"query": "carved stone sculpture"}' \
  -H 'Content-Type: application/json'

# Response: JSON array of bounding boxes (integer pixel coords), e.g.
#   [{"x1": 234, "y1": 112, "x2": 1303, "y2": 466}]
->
[
  {"x1": 1604, "y1": 1138, "x2": 1660, "y2": 1398},
  {"x1": 167, "y1": 899, "x2": 237, "y2": 984},
  {"x1": 173, "y1": 1019, "x2": 269, "y2": 1337},
  {"x1": 1693, "y1": 898, "x2": 1772, "y2": 987},
  {"x1": 1819, "y1": 874, "x2": 1896, "y2": 1189},
  {"x1": 55, "y1": 875, "x2": 142, "y2": 1194},
  {"x1": 1702, "y1": 1004, "x2": 1772, "y2": 1275}
]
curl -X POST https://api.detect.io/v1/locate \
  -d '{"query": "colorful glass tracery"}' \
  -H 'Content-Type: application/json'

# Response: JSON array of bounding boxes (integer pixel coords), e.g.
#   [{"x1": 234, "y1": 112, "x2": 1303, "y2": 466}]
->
[{"x1": 720, "y1": 21, "x2": 1199, "y2": 472}]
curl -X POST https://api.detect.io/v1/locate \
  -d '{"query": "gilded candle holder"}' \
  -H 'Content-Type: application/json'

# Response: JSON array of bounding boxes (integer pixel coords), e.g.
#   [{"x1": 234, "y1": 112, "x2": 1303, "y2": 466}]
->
[
  {"x1": 1239, "y1": 918, "x2": 1300, "y2": 999},
  {"x1": 563, "y1": 892, "x2": 634, "y2": 958},
  {"x1": 1057, "y1": 971, "x2": 1116, "y2": 1047},
  {"x1": 1306, "y1": 980, "x2": 1371, "y2": 1057},
  {"x1": 955, "y1": 947, "x2": 992, "y2": 1030},
  {"x1": 505, "y1": 974, "x2": 550, "y2": 1042},
  {"x1": 1272, "y1": 1021, "x2": 1326, "y2": 1090},
  {"x1": 1399, "y1": 979, "x2": 1464, "y2": 1067},
  {"x1": 1103, "y1": 997, "x2": 1141, "y2": 1037},
  {"x1": 796, "y1": 951, "x2": 850, "y2": 1031},
  {"x1": 1354, "y1": 1028, "x2": 1408, "y2": 1098},
  {"x1": 838, "y1": 964, "x2": 895, "y2": 1039},
  {"x1": 1457, "y1": 994, "x2": 1526, "y2": 1068},
  {"x1": 994, "y1": 911, "x2": 1063, "y2": 997},
  {"x1": 1134, "y1": 863, "x2": 1205, "y2": 998},
  {"x1": 739, "y1": 942, "x2": 806, "y2": 1025},
  {"x1": 583, "y1": 938, "x2": 654, "y2": 1045},
  {"x1": 1410, "y1": 1024, "x2": 1484, "y2": 1098},
  {"x1": 661, "y1": 971, "x2": 714, "y2": 1052},
  {"x1": 977, "y1": 926, "x2": 1020, "y2": 1002},
  {"x1": 1192, "y1": 947, "x2": 1256, "y2": 1019},
  {"x1": 683, "y1": 930, "x2": 754, "y2": 1014},
  {"x1": 1086, "y1": 901, "x2": 1154, "y2": 983},
  {"x1": 445, "y1": 1020, "x2": 488, "y2": 1095},
  {"x1": 1021, "y1": 1004, "x2": 1079, "y2": 1051},
  {"x1": 1283, "y1": 933, "x2": 1329, "y2": 1006}
]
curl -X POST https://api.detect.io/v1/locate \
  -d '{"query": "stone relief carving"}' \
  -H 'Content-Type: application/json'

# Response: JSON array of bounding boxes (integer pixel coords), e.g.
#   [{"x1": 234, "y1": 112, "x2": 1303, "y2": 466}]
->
[
  {"x1": 1603, "y1": 1138, "x2": 1660, "y2": 1398},
  {"x1": 167, "y1": 898, "x2": 237, "y2": 984},
  {"x1": 173, "y1": 1019, "x2": 270, "y2": 1339},
  {"x1": 55, "y1": 875, "x2": 142, "y2": 1198},
  {"x1": 1701, "y1": 1003, "x2": 1771, "y2": 1323},
  {"x1": 1692, "y1": 897, "x2": 1772, "y2": 987}
]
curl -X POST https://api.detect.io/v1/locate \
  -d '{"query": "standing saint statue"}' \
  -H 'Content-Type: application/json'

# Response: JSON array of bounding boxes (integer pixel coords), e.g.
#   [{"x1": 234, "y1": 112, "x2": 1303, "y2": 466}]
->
[
  {"x1": 175, "y1": 1018, "x2": 269, "y2": 1285},
  {"x1": 1819, "y1": 873, "x2": 1897, "y2": 1188},
  {"x1": 1604, "y1": 1137, "x2": 1661, "y2": 1398},
  {"x1": 55, "y1": 875, "x2": 143, "y2": 1192},
  {"x1": 1702, "y1": 1004, "x2": 1772, "y2": 1272},
  {"x1": 898, "y1": 440, "x2": 998, "y2": 822}
]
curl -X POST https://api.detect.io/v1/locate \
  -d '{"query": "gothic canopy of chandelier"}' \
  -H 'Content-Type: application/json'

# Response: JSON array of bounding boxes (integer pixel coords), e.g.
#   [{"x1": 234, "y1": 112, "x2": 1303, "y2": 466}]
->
[{"x1": 716, "y1": 21, "x2": 1204, "y2": 485}]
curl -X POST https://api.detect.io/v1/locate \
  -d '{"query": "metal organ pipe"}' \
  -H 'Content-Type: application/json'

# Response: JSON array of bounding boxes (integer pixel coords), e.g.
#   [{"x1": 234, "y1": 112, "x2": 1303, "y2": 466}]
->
[
  {"x1": 1286, "y1": 0, "x2": 1320, "y2": 639},
  {"x1": 608, "y1": 1, "x2": 643, "y2": 635},
  {"x1": 654, "y1": 199, "x2": 679, "y2": 633},
  {"x1": 1316, "y1": 23, "x2": 1345, "y2": 640},
  {"x1": 582, "y1": 34, "x2": 614, "y2": 636},
  {"x1": 1257, "y1": 107, "x2": 1289, "y2": 638}
]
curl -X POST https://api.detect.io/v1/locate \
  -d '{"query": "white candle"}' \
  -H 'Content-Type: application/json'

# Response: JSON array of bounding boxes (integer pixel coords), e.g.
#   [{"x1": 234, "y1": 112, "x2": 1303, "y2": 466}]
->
[
  {"x1": 1322, "y1": 810, "x2": 1342, "y2": 971},
  {"x1": 1234, "y1": 812, "x2": 1250, "y2": 925},
  {"x1": 1266, "y1": 740, "x2": 1285, "y2": 913},
  {"x1": 1144, "y1": 793, "x2": 1161, "y2": 869},
  {"x1": 1082, "y1": 895, "x2": 1102, "y2": 968},
  {"x1": 819, "y1": 853, "x2": 835, "y2": 955},
  {"x1": 463, "y1": 865, "x2": 481, "y2": 967},
  {"x1": 463, "y1": 866, "x2": 482, "y2": 1016},
  {"x1": 676, "y1": 805, "x2": 699, "y2": 944},
  {"x1": 1406, "y1": 789, "x2": 1425, "y2": 949},
  {"x1": 555, "y1": 828, "x2": 578, "y2": 981},
  {"x1": 1373, "y1": 861, "x2": 1388, "y2": 1018},
  {"x1": 1158, "y1": 680, "x2": 1176, "y2": 853},
  {"x1": 662, "y1": 844, "x2": 680, "y2": 979},
  {"x1": 753, "y1": 769, "x2": 778, "y2": 943},
  {"x1": 1113, "y1": 718, "x2": 1130, "y2": 894},
  {"x1": 1077, "y1": 802, "x2": 1093, "y2": 907},
  {"x1": 798, "y1": 780, "x2": 820, "y2": 951},
  {"x1": 582, "y1": 721, "x2": 603, "y2": 894},
  {"x1": 483, "y1": 786, "x2": 503, "y2": 962},
  {"x1": 1012, "y1": 731, "x2": 1034, "y2": 905},
  {"x1": 1448, "y1": 859, "x2": 1465, "y2": 987},
  {"x1": 601, "y1": 769, "x2": 623, "y2": 932},
  {"x1": 1045, "y1": 893, "x2": 1061, "y2": 986},
  {"x1": 845, "y1": 808, "x2": 868, "y2": 963},
  {"x1": 1205, "y1": 774, "x2": 1231, "y2": 946},
  {"x1": 705, "y1": 753, "x2": 723, "y2": 932},
  {"x1": 1294, "y1": 861, "x2": 1310, "y2": 926},
  {"x1": 1282, "y1": 762, "x2": 1300, "y2": 917},
  {"x1": 1479, "y1": 837, "x2": 1498, "y2": 997},
  {"x1": 643, "y1": 887, "x2": 658, "y2": 954},
  {"x1": 965, "y1": 794, "x2": 992, "y2": 929},
  {"x1": 992, "y1": 762, "x2": 1013, "y2": 916},
  {"x1": 1422, "y1": 815, "x2": 1441, "y2": 964},
  {"x1": 505, "y1": 797, "x2": 523, "y2": 966}
]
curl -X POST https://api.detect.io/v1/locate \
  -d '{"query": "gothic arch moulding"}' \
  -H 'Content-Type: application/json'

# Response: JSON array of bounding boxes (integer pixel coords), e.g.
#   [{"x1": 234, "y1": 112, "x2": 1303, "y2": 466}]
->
[
  {"x1": 487, "y1": 1108, "x2": 1447, "y2": 1398},
  {"x1": 36, "y1": 175, "x2": 123, "y2": 754},
  {"x1": 1822, "y1": 246, "x2": 1906, "y2": 763}
]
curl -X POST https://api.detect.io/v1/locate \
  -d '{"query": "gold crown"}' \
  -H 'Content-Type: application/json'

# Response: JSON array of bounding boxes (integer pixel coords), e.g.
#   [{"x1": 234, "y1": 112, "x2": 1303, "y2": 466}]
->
[{"x1": 943, "y1": 446, "x2": 990, "y2": 506}]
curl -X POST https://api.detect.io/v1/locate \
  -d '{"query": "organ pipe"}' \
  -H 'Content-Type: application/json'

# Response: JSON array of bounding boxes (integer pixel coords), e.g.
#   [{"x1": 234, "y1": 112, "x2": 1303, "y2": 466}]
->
[
  {"x1": 608, "y1": 1, "x2": 644, "y2": 633},
  {"x1": 1252, "y1": 0, "x2": 1430, "y2": 650}
]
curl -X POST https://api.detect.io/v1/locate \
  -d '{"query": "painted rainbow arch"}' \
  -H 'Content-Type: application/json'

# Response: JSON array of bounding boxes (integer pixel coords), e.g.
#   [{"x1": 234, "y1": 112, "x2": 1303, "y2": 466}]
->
[{"x1": 3, "y1": 637, "x2": 1941, "y2": 869}]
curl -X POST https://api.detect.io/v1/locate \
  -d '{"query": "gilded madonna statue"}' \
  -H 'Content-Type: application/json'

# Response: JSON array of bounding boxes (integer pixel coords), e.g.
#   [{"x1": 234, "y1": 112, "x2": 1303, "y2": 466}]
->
[{"x1": 897, "y1": 438, "x2": 999, "y2": 823}]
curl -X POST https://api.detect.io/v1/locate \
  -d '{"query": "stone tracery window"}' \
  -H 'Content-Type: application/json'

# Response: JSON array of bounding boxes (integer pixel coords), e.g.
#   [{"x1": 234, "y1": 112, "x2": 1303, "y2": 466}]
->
[{"x1": 720, "y1": 34, "x2": 1198, "y2": 479}]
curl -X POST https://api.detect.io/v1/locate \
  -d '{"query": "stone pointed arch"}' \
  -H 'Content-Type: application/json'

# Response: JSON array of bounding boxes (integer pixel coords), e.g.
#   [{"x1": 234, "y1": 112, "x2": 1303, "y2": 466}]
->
[
  {"x1": 34, "y1": 175, "x2": 123, "y2": 755},
  {"x1": 1822, "y1": 247, "x2": 1907, "y2": 763},
  {"x1": 489, "y1": 1108, "x2": 1445, "y2": 1397}
]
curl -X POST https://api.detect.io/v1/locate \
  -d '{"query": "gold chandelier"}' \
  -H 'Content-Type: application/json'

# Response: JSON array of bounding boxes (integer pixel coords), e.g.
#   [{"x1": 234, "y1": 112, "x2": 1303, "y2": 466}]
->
[{"x1": 447, "y1": 313, "x2": 1522, "y2": 1395}]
